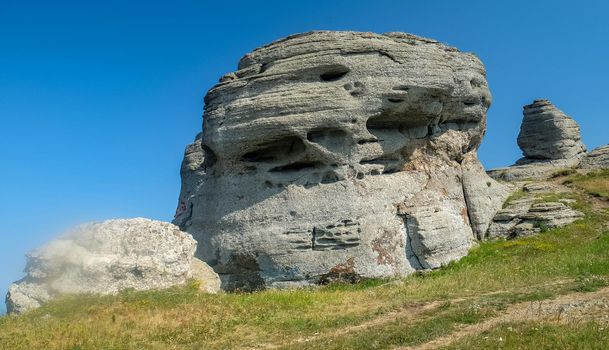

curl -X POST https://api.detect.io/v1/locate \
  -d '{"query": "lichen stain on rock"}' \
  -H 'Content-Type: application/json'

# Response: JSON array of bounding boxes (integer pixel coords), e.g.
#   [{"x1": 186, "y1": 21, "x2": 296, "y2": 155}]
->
[
  {"x1": 460, "y1": 207, "x2": 470, "y2": 225},
  {"x1": 372, "y1": 230, "x2": 398, "y2": 266}
]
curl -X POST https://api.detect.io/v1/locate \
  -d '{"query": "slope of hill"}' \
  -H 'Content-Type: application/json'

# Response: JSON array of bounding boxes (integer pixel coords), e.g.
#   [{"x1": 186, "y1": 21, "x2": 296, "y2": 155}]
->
[{"x1": 1, "y1": 170, "x2": 609, "y2": 349}]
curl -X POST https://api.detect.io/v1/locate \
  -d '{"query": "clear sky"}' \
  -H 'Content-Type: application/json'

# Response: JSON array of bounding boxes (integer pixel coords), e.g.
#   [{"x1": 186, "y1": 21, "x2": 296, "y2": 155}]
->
[{"x1": 1, "y1": 0, "x2": 607, "y2": 313}]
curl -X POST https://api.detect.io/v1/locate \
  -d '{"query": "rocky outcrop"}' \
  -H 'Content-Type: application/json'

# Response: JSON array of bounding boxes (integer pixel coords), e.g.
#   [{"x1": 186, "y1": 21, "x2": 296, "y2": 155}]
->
[
  {"x1": 517, "y1": 99, "x2": 586, "y2": 163},
  {"x1": 581, "y1": 145, "x2": 609, "y2": 169},
  {"x1": 6, "y1": 218, "x2": 220, "y2": 314},
  {"x1": 489, "y1": 99, "x2": 586, "y2": 181},
  {"x1": 488, "y1": 182, "x2": 584, "y2": 238},
  {"x1": 174, "y1": 31, "x2": 509, "y2": 289}
]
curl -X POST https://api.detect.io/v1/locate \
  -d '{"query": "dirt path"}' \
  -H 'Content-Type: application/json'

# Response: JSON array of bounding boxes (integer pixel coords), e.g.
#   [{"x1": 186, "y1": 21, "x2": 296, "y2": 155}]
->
[
  {"x1": 255, "y1": 301, "x2": 442, "y2": 349},
  {"x1": 395, "y1": 286, "x2": 609, "y2": 350},
  {"x1": 259, "y1": 281, "x2": 573, "y2": 349}
]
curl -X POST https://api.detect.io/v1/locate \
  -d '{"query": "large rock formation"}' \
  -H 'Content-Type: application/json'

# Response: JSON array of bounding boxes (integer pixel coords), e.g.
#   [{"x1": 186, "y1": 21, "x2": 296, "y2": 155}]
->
[
  {"x1": 489, "y1": 99, "x2": 586, "y2": 181},
  {"x1": 174, "y1": 31, "x2": 509, "y2": 290},
  {"x1": 6, "y1": 218, "x2": 220, "y2": 314}
]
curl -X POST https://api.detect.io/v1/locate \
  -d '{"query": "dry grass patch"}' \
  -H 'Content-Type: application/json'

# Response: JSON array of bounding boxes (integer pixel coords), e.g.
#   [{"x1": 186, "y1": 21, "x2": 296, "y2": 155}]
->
[{"x1": 564, "y1": 169, "x2": 609, "y2": 199}]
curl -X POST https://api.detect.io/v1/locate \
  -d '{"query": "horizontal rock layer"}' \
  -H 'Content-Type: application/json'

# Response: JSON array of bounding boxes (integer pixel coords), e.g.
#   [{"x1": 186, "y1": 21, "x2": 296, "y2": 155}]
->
[
  {"x1": 517, "y1": 99, "x2": 586, "y2": 163},
  {"x1": 488, "y1": 182, "x2": 583, "y2": 238},
  {"x1": 489, "y1": 99, "x2": 588, "y2": 181},
  {"x1": 580, "y1": 145, "x2": 609, "y2": 169}
]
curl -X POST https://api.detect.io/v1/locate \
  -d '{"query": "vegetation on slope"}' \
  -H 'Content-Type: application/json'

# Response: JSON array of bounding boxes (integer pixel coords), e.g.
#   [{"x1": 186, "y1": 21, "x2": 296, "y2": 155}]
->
[
  {"x1": 1, "y1": 171, "x2": 609, "y2": 349},
  {"x1": 564, "y1": 169, "x2": 609, "y2": 200}
]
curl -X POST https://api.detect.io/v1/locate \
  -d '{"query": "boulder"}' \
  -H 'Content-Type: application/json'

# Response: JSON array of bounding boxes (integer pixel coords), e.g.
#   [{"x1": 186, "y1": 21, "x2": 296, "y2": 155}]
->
[
  {"x1": 6, "y1": 218, "x2": 220, "y2": 314},
  {"x1": 580, "y1": 145, "x2": 609, "y2": 169},
  {"x1": 489, "y1": 99, "x2": 586, "y2": 181},
  {"x1": 517, "y1": 99, "x2": 586, "y2": 163},
  {"x1": 174, "y1": 31, "x2": 509, "y2": 289}
]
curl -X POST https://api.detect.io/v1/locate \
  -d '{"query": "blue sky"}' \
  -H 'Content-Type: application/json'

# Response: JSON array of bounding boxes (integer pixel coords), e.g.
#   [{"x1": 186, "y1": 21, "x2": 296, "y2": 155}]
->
[{"x1": 1, "y1": 0, "x2": 607, "y2": 313}]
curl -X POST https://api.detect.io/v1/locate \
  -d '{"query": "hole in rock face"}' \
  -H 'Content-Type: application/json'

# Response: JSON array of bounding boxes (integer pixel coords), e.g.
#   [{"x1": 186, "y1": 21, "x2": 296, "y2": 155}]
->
[
  {"x1": 202, "y1": 145, "x2": 218, "y2": 168},
  {"x1": 269, "y1": 161, "x2": 323, "y2": 173},
  {"x1": 481, "y1": 96, "x2": 489, "y2": 107},
  {"x1": 307, "y1": 128, "x2": 347, "y2": 143},
  {"x1": 360, "y1": 158, "x2": 404, "y2": 174},
  {"x1": 357, "y1": 138, "x2": 378, "y2": 145},
  {"x1": 259, "y1": 63, "x2": 269, "y2": 74},
  {"x1": 321, "y1": 171, "x2": 340, "y2": 184},
  {"x1": 241, "y1": 136, "x2": 305, "y2": 163},
  {"x1": 344, "y1": 81, "x2": 365, "y2": 96},
  {"x1": 366, "y1": 111, "x2": 430, "y2": 131},
  {"x1": 306, "y1": 128, "x2": 350, "y2": 154},
  {"x1": 388, "y1": 98, "x2": 404, "y2": 103},
  {"x1": 320, "y1": 66, "x2": 350, "y2": 82}
]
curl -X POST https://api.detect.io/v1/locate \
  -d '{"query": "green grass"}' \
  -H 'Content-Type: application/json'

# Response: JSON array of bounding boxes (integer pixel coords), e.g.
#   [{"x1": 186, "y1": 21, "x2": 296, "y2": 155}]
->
[
  {"x1": 1, "y1": 171, "x2": 609, "y2": 349},
  {"x1": 285, "y1": 301, "x2": 495, "y2": 350},
  {"x1": 444, "y1": 321, "x2": 609, "y2": 350},
  {"x1": 550, "y1": 168, "x2": 578, "y2": 178},
  {"x1": 564, "y1": 169, "x2": 609, "y2": 199},
  {"x1": 502, "y1": 189, "x2": 528, "y2": 208}
]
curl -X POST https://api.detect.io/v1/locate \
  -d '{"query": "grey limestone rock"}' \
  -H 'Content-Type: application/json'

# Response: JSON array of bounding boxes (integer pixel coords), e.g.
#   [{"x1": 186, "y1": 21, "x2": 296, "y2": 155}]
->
[
  {"x1": 489, "y1": 99, "x2": 586, "y2": 181},
  {"x1": 517, "y1": 99, "x2": 586, "y2": 163},
  {"x1": 488, "y1": 160, "x2": 577, "y2": 182},
  {"x1": 6, "y1": 218, "x2": 220, "y2": 314},
  {"x1": 488, "y1": 183, "x2": 584, "y2": 238},
  {"x1": 461, "y1": 152, "x2": 512, "y2": 239},
  {"x1": 174, "y1": 31, "x2": 508, "y2": 289},
  {"x1": 580, "y1": 145, "x2": 609, "y2": 169}
]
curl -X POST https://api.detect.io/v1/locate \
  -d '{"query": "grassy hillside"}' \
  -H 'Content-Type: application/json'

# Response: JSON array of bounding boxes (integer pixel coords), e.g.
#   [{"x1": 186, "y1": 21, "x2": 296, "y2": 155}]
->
[{"x1": 1, "y1": 171, "x2": 609, "y2": 349}]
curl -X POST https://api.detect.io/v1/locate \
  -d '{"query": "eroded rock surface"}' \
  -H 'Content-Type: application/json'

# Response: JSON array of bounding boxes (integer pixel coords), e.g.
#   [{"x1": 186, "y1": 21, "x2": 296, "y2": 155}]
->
[
  {"x1": 6, "y1": 218, "x2": 220, "y2": 314},
  {"x1": 581, "y1": 145, "x2": 609, "y2": 169},
  {"x1": 488, "y1": 182, "x2": 584, "y2": 238},
  {"x1": 489, "y1": 99, "x2": 586, "y2": 181},
  {"x1": 518, "y1": 99, "x2": 586, "y2": 162},
  {"x1": 174, "y1": 31, "x2": 509, "y2": 289}
]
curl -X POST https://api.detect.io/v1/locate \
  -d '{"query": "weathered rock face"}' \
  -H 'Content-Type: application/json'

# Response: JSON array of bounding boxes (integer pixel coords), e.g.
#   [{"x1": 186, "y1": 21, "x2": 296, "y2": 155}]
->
[
  {"x1": 488, "y1": 182, "x2": 584, "y2": 238},
  {"x1": 175, "y1": 31, "x2": 509, "y2": 289},
  {"x1": 489, "y1": 99, "x2": 586, "y2": 181},
  {"x1": 6, "y1": 218, "x2": 220, "y2": 314},
  {"x1": 581, "y1": 145, "x2": 609, "y2": 169},
  {"x1": 517, "y1": 99, "x2": 586, "y2": 163}
]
